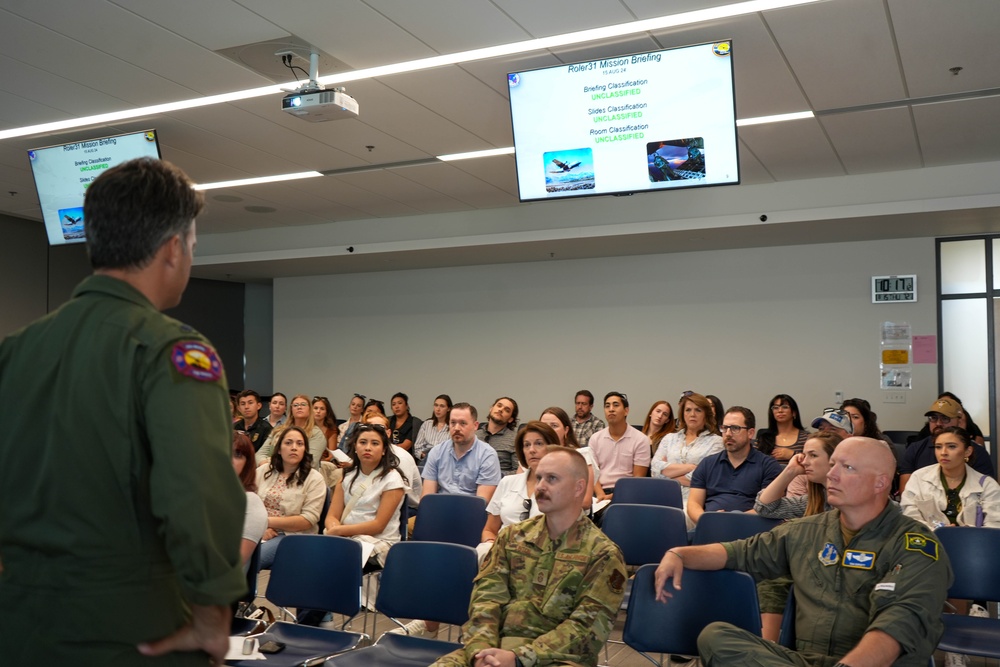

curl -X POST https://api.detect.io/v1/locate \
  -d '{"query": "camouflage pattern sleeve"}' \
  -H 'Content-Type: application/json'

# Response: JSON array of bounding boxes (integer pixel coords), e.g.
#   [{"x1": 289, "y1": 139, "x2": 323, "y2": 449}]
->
[
  {"x1": 513, "y1": 535, "x2": 627, "y2": 667},
  {"x1": 462, "y1": 526, "x2": 514, "y2": 661}
]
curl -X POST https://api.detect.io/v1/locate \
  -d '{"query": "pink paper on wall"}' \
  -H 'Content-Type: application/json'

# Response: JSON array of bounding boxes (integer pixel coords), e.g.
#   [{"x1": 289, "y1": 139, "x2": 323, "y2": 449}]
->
[{"x1": 913, "y1": 335, "x2": 937, "y2": 364}]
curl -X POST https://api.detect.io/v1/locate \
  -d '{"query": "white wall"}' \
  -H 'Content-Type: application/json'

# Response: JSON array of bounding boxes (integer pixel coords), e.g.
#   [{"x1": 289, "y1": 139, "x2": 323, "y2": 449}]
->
[{"x1": 273, "y1": 237, "x2": 938, "y2": 432}]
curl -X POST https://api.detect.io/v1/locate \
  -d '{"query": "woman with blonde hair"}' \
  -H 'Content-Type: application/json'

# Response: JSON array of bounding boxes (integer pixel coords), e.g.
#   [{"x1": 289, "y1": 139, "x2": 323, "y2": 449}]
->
[{"x1": 256, "y1": 393, "x2": 326, "y2": 469}]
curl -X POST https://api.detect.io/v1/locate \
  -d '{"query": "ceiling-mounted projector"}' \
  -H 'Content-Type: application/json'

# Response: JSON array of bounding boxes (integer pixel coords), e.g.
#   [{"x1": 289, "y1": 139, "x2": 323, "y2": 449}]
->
[{"x1": 281, "y1": 88, "x2": 359, "y2": 122}]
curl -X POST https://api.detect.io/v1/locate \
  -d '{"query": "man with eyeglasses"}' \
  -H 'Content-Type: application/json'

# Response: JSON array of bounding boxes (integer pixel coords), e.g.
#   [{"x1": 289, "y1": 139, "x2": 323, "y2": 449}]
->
[
  {"x1": 687, "y1": 407, "x2": 782, "y2": 527},
  {"x1": 898, "y1": 397, "x2": 994, "y2": 493},
  {"x1": 234, "y1": 389, "x2": 272, "y2": 451}
]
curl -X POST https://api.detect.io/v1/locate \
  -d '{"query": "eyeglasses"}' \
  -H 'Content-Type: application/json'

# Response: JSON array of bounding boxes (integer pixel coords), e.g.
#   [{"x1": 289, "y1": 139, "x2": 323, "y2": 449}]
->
[
  {"x1": 313, "y1": 396, "x2": 328, "y2": 402},
  {"x1": 720, "y1": 425, "x2": 750, "y2": 433},
  {"x1": 291, "y1": 402, "x2": 309, "y2": 408},
  {"x1": 520, "y1": 497, "x2": 533, "y2": 521},
  {"x1": 357, "y1": 424, "x2": 388, "y2": 434},
  {"x1": 770, "y1": 404, "x2": 791, "y2": 412},
  {"x1": 679, "y1": 390, "x2": 695, "y2": 400},
  {"x1": 928, "y1": 414, "x2": 954, "y2": 424}
]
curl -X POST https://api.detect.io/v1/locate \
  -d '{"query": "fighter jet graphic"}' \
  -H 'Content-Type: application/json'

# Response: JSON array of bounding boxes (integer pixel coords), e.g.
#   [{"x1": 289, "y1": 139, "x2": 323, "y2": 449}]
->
[
  {"x1": 549, "y1": 158, "x2": 582, "y2": 173},
  {"x1": 63, "y1": 214, "x2": 82, "y2": 225}
]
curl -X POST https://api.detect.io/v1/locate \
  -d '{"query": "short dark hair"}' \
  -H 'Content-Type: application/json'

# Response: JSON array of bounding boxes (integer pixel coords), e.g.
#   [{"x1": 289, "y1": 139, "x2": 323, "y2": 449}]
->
[
  {"x1": 451, "y1": 402, "x2": 477, "y2": 421},
  {"x1": 724, "y1": 406, "x2": 756, "y2": 430},
  {"x1": 237, "y1": 389, "x2": 261, "y2": 403},
  {"x1": 391, "y1": 392, "x2": 409, "y2": 405},
  {"x1": 604, "y1": 391, "x2": 629, "y2": 409},
  {"x1": 84, "y1": 157, "x2": 203, "y2": 270},
  {"x1": 493, "y1": 396, "x2": 519, "y2": 426},
  {"x1": 575, "y1": 390, "x2": 595, "y2": 405}
]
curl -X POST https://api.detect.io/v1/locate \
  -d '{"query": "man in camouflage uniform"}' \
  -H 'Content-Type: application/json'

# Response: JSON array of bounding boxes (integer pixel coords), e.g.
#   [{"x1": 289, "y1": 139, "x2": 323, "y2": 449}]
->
[
  {"x1": 654, "y1": 438, "x2": 953, "y2": 667},
  {"x1": 432, "y1": 446, "x2": 627, "y2": 667}
]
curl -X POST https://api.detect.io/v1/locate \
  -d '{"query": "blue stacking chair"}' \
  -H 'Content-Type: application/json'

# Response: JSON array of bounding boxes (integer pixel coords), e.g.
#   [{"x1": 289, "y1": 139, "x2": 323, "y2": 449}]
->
[
  {"x1": 325, "y1": 541, "x2": 479, "y2": 667},
  {"x1": 623, "y1": 564, "x2": 762, "y2": 662},
  {"x1": 611, "y1": 477, "x2": 683, "y2": 509},
  {"x1": 231, "y1": 543, "x2": 266, "y2": 636},
  {"x1": 317, "y1": 486, "x2": 332, "y2": 534},
  {"x1": 410, "y1": 493, "x2": 486, "y2": 548},
  {"x1": 226, "y1": 535, "x2": 367, "y2": 666},
  {"x1": 935, "y1": 526, "x2": 1000, "y2": 659},
  {"x1": 691, "y1": 512, "x2": 782, "y2": 545},
  {"x1": 602, "y1": 504, "x2": 688, "y2": 566}
]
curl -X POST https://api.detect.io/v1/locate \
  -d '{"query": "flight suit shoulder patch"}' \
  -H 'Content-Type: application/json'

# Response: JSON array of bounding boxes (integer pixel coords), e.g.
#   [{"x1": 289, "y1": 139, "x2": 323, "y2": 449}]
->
[
  {"x1": 171, "y1": 340, "x2": 223, "y2": 382},
  {"x1": 903, "y1": 532, "x2": 939, "y2": 560}
]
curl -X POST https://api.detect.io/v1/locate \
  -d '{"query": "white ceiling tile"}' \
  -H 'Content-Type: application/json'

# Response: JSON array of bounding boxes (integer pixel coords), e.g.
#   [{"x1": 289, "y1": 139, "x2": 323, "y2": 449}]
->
[
  {"x1": 492, "y1": 0, "x2": 635, "y2": 38},
  {"x1": 112, "y1": 0, "x2": 289, "y2": 51},
  {"x1": 820, "y1": 107, "x2": 922, "y2": 175},
  {"x1": 764, "y1": 0, "x2": 905, "y2": 110},
  {"x1": 365, "y1": 0, "x2": 529, "y2": 52},
  {"x1": 447, "y1": 155, "x2": 519, "y2": 197},
  {"x1": 397, "y1": 163, "x2": 516, "y2": 208},
  {"x1": 890, "y1": 0, "x2": 1000, "y2": 98},
  {"x1": 914, "y1": 97, "x2": 1000, "y2": 167},
  {"x1": 737, "y1": 119, "x2": 844, "y2": 181}
]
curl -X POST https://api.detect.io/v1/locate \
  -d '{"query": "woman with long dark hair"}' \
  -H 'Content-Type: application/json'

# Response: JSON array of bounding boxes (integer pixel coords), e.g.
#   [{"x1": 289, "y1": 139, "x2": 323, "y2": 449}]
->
[{"x1": 755, "y1": 393, "x2": 809, "y2": 461}]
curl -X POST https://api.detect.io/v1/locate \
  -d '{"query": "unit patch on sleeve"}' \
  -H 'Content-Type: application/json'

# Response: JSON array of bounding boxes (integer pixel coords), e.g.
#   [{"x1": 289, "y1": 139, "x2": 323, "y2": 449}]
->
[
  {"x1": 171, "y1": 341, "x2": 223, "y2": 382},
  {"x1": 903, "y1": 533, "x2": 939, "y2": 561}
]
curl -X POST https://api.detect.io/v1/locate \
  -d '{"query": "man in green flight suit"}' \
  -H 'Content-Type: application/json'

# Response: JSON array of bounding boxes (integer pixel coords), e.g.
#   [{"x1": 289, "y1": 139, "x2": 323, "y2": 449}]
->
[
  {"x1": 654, "y1": 437, "x2": 953, "y2": 667},
  {"x1": 0, "y1": 158, "x2": 246, "y2": 664},
  {"x1": 432, "y1": 446, "x2": 627, "y2": 667}
]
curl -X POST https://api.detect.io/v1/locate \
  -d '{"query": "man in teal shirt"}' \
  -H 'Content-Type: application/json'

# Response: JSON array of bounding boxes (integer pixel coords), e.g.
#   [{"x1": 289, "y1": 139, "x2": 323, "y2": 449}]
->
[{"x1": 0, "y1": 158, "x2": 246, "y2": 664}]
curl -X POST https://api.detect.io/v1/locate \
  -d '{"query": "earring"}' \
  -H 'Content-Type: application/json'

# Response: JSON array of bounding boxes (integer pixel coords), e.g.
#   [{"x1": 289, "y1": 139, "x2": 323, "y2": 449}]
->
[{"x1": 964, "y1": 457, "x2": 970, "y2": 462}]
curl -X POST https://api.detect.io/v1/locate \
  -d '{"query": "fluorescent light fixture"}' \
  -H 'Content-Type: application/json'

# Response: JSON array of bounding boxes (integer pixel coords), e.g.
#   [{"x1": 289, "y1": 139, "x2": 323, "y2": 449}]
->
[
  {"x1": 0, "y1": 0, "x2": 821, "y2": 141},
  {"x1": 194, "y1": 171, "x2": 322, "y2": 191},
  {"x1": 437, "y1": 147, "x2": 516, "y2": 162},
  {"x1": 736, "y1": 110, "x2": 815, "y2": 126}
]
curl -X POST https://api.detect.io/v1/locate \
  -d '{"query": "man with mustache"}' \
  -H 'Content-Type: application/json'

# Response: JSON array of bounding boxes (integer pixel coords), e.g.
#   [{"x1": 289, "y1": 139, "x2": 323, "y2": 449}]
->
[{"x1": 431, "y1": 447, "x2": 627, "y2": 667}]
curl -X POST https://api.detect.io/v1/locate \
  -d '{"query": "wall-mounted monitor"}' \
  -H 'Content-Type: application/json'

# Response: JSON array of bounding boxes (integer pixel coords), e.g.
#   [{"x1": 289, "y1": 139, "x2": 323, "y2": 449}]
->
[
  {"x1": 27, "y1": 129, "x2": 162, "y2": 245},
  {"x1": 508, "y1": 41, "x2": 738, "y2": 202}
]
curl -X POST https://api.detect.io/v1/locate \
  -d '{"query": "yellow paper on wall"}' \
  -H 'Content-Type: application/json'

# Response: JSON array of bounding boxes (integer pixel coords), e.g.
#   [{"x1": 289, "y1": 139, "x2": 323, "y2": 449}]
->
[{"x1": 882, "y1": 350, "x2": 909, "y2": 365}]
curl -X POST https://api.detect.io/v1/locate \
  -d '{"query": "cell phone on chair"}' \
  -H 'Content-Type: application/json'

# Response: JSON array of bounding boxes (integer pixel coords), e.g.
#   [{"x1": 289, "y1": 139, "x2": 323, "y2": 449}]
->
[{"x1": 259, "y1": 640, "x2": 286, "y2": 653}]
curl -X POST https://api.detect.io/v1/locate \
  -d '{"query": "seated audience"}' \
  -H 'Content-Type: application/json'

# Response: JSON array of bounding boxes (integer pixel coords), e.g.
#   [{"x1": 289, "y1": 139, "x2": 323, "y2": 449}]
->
[
  {"x1": 840, "y1": 398, "x2": 891, "y2": 444},
  {"x1": 255, "y1": 425, "x2": 327, "y2": 569},
  {"x1": 312, "y1": 396, "x2": 339, "y2": 450},
  {"x1": 256, "y1": 394, "x2": 327, "y2": 469},
  {"x1": 754, "y1": 393, "x2": 809, "y2": 462},
  {"x1": 413, "y1": 394, "x2": 453, "y2": 463},
  {"x1": 233, "y1": 431, "x2": 267, "y2": 570},
  {"x1": 358, "y1": 411, "x2": 422, "y2": 508},
  {"x1": 234, "y1": 389, "x2": 272, "y2": 452},
  {"x1": 571, "y1": 389, "x2": 606, "y2": 450},
  {"x1": 642, "y1": 400, "x2": 676, "y2": 457},
  {"x1": 900, "y1": 397, "x2": 994, "y2": 492},
  {"x1": 324, "y1": 423, "x2": 407, "y2": 567},
  {"x1": 337, "y1": 393, "x2": 365, "y2": 449},
  {"x1": 651, "y1": 392, "x2": 722, "y2": 504},
  {"x1": 265, "y1": 391, "x2": 287, "y2": 429},
  {"x1": 363, "y1": 398, "x2": 386, "y2": 419},
  {"x1": 589, "y1": 391, "x2": 651, "y2": 502},
  {"x1": 811, "y1": 407, "x2": 853, "y2": 439},
  {"x1": 912, "y1": 392, "x2": 986, "y2": 446},
  {"x1": 429, "y1": 447, "x2": 627, "y2": 667},
  {"x1": 706, "y1": 394, "x2": 725, "y2": 422},
  {"x1": 539, "y1": 406, "x2": 598, "y2": 510},
  {"x1": 655, "y1": 438, "x2": 952, "y2": 667},
  {"x1": 477, "y1": 396, "x2": 520, "y2": 476},
  {"x1": 687, "y1": 406, "x2": 782, "y2": 527},
  {"x1": 388, "y1": 392, "x2": 422, "y2": 453},
  {"x1": 480, "y1": 422, "x2": 559, "y2": 556}
]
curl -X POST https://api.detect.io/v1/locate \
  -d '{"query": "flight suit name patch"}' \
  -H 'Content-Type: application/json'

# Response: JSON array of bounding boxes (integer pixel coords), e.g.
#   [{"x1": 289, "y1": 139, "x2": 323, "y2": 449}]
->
[
  {"x1": 904, "y1": 533, "x2": 939, "y2": 560},
  {"x1": 842, "y1": 550, "x2": 876, "y2": 569},
  {"x1": 171, "y1": 341, "x2": 223, "y2": 382}
]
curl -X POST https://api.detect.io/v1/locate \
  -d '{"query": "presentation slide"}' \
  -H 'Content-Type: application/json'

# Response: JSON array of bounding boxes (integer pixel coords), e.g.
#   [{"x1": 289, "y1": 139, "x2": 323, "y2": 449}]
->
[
  {"x1": 28, "y1": 130, "x2": 161, "y2": 245},
  {"x1": 508, "y1": 42, "x2": 738, "y2": 201}
]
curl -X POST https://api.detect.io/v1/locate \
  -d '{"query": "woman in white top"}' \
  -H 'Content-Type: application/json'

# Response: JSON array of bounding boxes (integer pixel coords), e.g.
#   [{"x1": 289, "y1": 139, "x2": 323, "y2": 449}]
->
[
  {"x1": 265, "y1": 392, "x2": 287, "y2": 428},
  {"x1": 325, "y1": 423, "x2": 406, "y2": 567},
  {"x1": 539, "y1": 406, "x2": 598, "y2": 510},
  {"x1": 255, "y1": 425, "x2": 327, "y2": 569},
  {"x1": 256, "y1": 393, "x2": 326, "y2": 469},
  {"x1": 233, "y1": 431, "x2": 267, "y2": 571},
  {"x1": 412, "y1": 394, "x2": 453, "y2": 464},
  {"x1": 480, "y1": 421, "x2": 559, "y2": 553},
  {"x1": 651, "y1": 392, "x2": 722, "y2": 503},
  {"x1": 901, "y1": 426, "x2": 1000, "y2": 529},
  {"x1": 337, "y1": 393, "x2": 365, "y2": 450}
]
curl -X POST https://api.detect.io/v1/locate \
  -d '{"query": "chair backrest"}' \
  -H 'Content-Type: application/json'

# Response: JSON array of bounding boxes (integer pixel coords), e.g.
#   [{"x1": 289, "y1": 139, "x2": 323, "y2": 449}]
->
[
  {"x1": 376, "y1": 541, "x2": 479, "y2": 626},
  {"x1": 611, "y1": 477, "x2": 683, "y2": 509},
  {"x1": 884, "y1": 430, "x2": 921, "y2": 446},
  {"x1": 268, "y1": 534, "x2": 363, "y2": 616},
  {"x1": 317, "y1": 486, "x2": 332, "y2": 534},
  {"x1": 623, "y1": 564, "x2": 761, "y2": 656},
  {"x1": 691, "y1": 512, "x2": 782, "y2": 545},
  {"x1": 935, "y1": 526, "x2": 1000, "y2": 601},
  {"x1": 778, "y1": 584, "x2": 795, "y2": 648},
  {"x1": 411, "y1": 493, "x2": 487, "y2": 547},
  {"x1": 601, "y1": 504, "x2": 688, "y2": 566}
]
